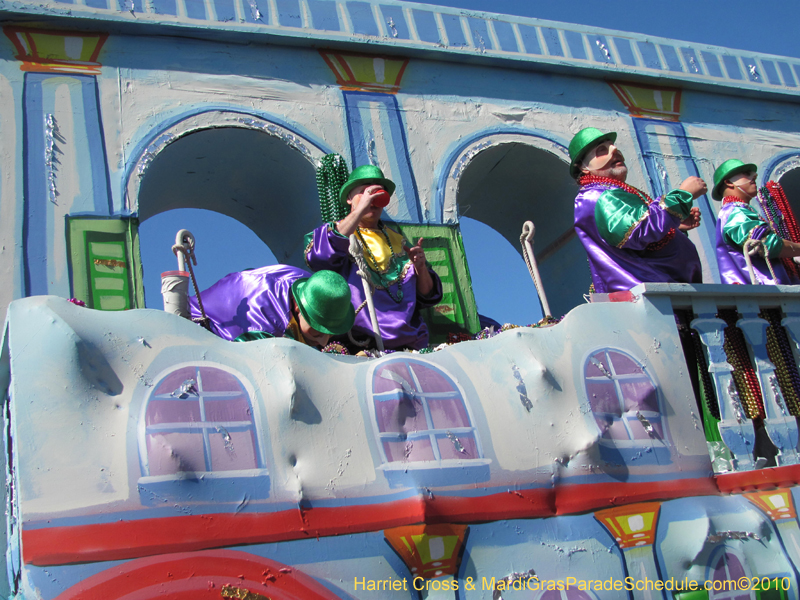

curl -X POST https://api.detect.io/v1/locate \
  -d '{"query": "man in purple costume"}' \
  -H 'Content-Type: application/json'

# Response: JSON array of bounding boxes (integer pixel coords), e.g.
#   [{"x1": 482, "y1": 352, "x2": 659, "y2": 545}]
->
[
  {"x1": 713, "y1": 159, "x2": 800, "y2": 285},
  {"x1": 304, "y1": 165, "x2": 443, "y2": 350},
  {"x1": 189, "y1": 265, "x2": 355, "y2": 348},
  {"x1": 570, "y1": 127, "x2": 707, "y2": 293}
]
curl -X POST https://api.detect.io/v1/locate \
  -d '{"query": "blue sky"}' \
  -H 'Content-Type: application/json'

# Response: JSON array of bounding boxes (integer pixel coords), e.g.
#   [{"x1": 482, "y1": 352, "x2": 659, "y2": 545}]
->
[{"x1": 139, "y1": 0, "x2": 800, "y2": 325}]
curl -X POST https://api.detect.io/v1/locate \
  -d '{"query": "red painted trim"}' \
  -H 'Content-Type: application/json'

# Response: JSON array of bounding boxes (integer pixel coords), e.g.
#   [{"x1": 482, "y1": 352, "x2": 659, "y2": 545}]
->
[
  {"x1": 54, "y1": 549, "x2": 339, "y2": 600},
  {"x1": 87, "y1": 32, "x2": 109, "y2": 63},
  {"x1": 715, "y1": 463, "x2": 800, "y2": 494},
  {"x1": 23, "y1": 476, "x2": 719, "y2": 567}
]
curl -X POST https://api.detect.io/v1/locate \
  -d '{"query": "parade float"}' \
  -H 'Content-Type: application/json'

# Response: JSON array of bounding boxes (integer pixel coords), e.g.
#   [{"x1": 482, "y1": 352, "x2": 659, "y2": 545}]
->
[{"x1": 4, "y1": 0, "x2": 800, "y2": 598}]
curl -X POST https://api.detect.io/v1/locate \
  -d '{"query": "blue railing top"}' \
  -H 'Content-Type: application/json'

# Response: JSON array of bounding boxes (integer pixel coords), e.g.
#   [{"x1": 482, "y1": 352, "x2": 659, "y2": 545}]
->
[{"x1": 2, "y1": 0, "x2": 800, "y2": 97}]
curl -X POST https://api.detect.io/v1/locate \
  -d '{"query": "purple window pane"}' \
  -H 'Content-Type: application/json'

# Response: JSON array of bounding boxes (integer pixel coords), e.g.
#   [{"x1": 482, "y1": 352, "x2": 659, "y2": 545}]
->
[
  {"x1": 147, "y1": 432, "x2": 206, "y2": 475},
  {"x1": 155, "y1": 366, "x2": 197, "y2": 395},
  {"x1": 146, "y1": 399, "x2": 201, "y2": 425},
  {"x1": 374, "y1": 396, "x2": 429, "y2": 433},
  {"x1": 204, "y1": 397, "x2": 251, "y2": 422},
  {"x1": 437, "y1": 432, "x2": 477, "y2": 459},
  {"x1": 626, "y1": 415, "x2": 662, "y2": 439},
  {"x1": 585, "y1": 352, "x2": 610, "y2": 377},
  {"x1": 374, "y1": 362, "x2": 414, "y2": 393},
  {"x1": 209, "y1": 430, "x2": 257, "y2": 471},
  {"x1": 609, "y1": 352, "x2": 644, "y2": 375},
  {"x1": 621, "y1": 381, "x2": 658, "y2": 412},
  {"x1": 410, "y1": 363, "x2": 456, "y2": 393},
  {"x1": 723, "y1": 553, "x2": 746, "y2": 579},
  {"x1": 587, "y1": 381, "x2": 621, "y2": 414},
  {"x1": 199, "y1": 367, "x2": 242, "y2": 392},
  {"x1": 429, "y1": 397, "x2": 469, "y2": 429},
  {"x1": 383, "y1": 437, "x2": 434, "y2": 462},
  {"x1": 596, "y1": 416, "x2": 630, "y2": 440}
]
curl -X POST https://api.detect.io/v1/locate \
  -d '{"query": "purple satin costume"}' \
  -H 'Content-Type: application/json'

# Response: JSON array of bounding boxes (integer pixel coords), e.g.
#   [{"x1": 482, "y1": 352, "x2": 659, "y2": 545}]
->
[
  {"x1": 188, "y1": 264, "x2": 307, "y2": 341},
  {"x1": 716, "y1": 203, "x2": 791, "y2": 285},
  {"x1": 574, "y1": 183, "x2": 703, "y2": 293},
  {"x1": 305, "y1": 223, "x2": 443, "y2": 350}
]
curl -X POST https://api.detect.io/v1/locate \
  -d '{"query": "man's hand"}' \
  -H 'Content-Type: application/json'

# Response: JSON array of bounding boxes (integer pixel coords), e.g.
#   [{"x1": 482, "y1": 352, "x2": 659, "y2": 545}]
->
[
  {"x1": 678, "y1": 176, "x2": 708, "y2": 200},
  {"x1": 337, "y1": 185, "x2": 387, "y2": 236},
  {"x1": 403, "y1": 238, "x2": 434, "y2": 296},
  {"x1": 679, "y1": 207, "x2": 701, "y2": 232}
]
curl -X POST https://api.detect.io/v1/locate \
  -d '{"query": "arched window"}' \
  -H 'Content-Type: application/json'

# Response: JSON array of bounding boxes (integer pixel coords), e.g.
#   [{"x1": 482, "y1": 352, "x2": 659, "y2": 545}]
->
[
  {"x1": 138, "y1": 364, "x2": 268, "y2": 503},
  {"x1": 583, "y1": 348, "x2": 671, "y2": 464},
  {"x1": 368, "y1": 356, "x2": 490, "y2": 487},
  {"x1": 709, "y1": 551, "x2": 756, "y2": 600}
]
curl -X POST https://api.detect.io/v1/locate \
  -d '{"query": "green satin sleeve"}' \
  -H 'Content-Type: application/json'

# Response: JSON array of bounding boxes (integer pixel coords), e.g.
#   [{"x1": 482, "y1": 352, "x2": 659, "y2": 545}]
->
[
  {"x1": 595, "y1": 188, "x2": 691, "y2": 248},
  {"x1": 661, "y1": 188, "x2": 694, "y2": 219},
  {"x1": 595, "y1": 189, "x2": 648, "y2": 247},
  {"x1": 723, "y1": 205, "x2": 784, "y2": 258}
]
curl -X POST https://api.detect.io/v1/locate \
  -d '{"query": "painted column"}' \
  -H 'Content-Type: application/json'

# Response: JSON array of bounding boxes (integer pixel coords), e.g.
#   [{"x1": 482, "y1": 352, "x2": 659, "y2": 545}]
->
[
  {"x1": 691, "y1": 297, "x2": 756, "y2": 471},
  {"x1": 595, "y1": 502, "x2": 665, "y2": 600},
  {"x1": 608, "y1": 82, "x2": 720, "y2": 284},
  {"x1": 319, "y1": 50, "x2": 423, "y2": 224},
  {"x1": 3, "y1": 27, "x2": 111, "y2": 297},
  {"x1": 736, "y1": 301, "x2": 800, "y2": 465}
]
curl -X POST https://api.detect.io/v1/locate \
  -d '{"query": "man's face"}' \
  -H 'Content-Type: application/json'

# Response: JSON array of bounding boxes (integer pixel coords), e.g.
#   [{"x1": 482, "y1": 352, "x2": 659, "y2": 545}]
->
[
  {"x1": 728, "y1": 171, "x2": 757, "y2": 198},
  {"x1": 347, "y1": 183, "x2": 386, "y2": 225},
  {"x1": 581, "y1": 141, "x2": 628, "y2": 181},
  {"x1": 296, "y1": 311, "x2": 331, "y2": 348}
]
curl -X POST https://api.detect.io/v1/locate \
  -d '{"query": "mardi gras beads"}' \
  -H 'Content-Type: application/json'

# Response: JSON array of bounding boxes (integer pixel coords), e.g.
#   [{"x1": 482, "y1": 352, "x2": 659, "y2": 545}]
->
[
  {"x1": 757, "y1": 181, "x2": 800, "y2": 280},
  {"x1": 718, "y1": 309, "x2": 765, "y2": 419},
  {"x1": 676, "y1": 309, "x2": 721, "y2": 421},
  {"x1": 316, "y1": 153, "x2": 350, "y2": 224},
  {"x1": 760, "y1": 308, "x2": 800, "y2": 416}
]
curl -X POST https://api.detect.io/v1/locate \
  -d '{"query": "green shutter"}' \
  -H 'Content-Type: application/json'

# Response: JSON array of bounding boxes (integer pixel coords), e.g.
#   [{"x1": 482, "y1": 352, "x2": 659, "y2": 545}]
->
[
  {"x1": 67, "y1": 217, "x2": 144, "y2": 310},
  {"x1": 394, "y1": 223, "x2": 479, "y2": 343}
]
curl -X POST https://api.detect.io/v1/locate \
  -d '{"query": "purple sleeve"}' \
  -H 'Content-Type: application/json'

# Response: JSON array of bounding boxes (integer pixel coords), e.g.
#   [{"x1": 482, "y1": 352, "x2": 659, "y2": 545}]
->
[{"x1": 305, "y1": 223, "x2": 351, "y2": 272}]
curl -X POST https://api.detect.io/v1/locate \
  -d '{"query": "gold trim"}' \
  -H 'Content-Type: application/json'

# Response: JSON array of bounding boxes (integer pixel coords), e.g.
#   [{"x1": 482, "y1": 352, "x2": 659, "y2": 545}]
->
[{"x1": 616, "y1": 211, "x2": 650, "y2": 249}]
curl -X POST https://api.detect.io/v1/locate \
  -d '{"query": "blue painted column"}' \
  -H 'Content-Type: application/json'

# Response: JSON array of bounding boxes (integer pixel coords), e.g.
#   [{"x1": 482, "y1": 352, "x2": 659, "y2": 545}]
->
[
  {"x1": 320, "y1": 50, "x2": 423, "y2": 224},
  {"x1": 5, "y1": 28, "x2": 112, "y2": 296},
  {"x1": 609, "y1": 82, "x2": 720, "y2": 284}
]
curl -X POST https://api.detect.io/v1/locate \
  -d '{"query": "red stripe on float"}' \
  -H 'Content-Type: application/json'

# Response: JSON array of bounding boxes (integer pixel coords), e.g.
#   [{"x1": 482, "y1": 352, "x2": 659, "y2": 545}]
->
[{"x1": 23, "y1": 476, "x2": 720, "y2": 567}]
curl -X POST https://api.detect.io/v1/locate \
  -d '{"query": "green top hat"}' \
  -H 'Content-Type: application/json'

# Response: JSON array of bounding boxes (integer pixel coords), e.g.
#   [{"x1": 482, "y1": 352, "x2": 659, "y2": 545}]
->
[
  {"x1": 339, "y1": 164, "x2": 396, "y2": 205},
  {"x1": 712, "y1": 159, "x2": 758, "y2": 201},
  {"x1": 291, "y1": 270, "x2": 355, "y2": 336},
  {"x1": 569, "y1": 127, "x2": 617, "y2": 178}
]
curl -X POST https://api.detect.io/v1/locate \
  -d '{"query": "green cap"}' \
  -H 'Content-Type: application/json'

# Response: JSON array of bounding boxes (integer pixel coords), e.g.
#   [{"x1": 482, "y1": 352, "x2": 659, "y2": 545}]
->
[
  {"x1": 712, "y1": 159, "x2": 758, "y2": 201},
  {"x1": 291, "y1": 270, "x2": 355, "y2": 336},
  {"x1": 339, "y1": 164, "x2": 396, "y2": 205},
  {"x1": 568, "y1": 127, "x2": 617, "y2": 178}
]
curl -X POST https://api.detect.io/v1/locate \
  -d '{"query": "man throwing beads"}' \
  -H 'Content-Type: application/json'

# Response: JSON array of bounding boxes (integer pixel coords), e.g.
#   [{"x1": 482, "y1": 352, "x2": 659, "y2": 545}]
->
[
  {"x1": 304, "y1": 164, "x2": 443, "y2": 350},
  {"x1": 713, "y1": 159, "x2": 800, "y2": 285},
  {"x1": 189, "y1": 266, "x2": 355, "y2": 348},
  {"x1": 570, "y1": 127, "x2": 706, "y2": 293}
]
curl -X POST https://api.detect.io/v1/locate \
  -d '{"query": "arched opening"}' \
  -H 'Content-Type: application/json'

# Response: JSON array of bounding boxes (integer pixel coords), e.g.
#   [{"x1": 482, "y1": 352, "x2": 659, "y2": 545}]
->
[
  {"x1": 777, "y1": 166, "x2": 800, "y2": 220},
  {"x1": 135, "y1": 126, "x2": 321, "y2": 302},
  {"x1": 455, "y1": 142, "x2": 590, "y2": 317},
  {"x1": 460, "y1": 217, "x2": 541, "y2": 325},
  {"x1": 139, "y1": 208, "x2": 278, "y2": 308}
]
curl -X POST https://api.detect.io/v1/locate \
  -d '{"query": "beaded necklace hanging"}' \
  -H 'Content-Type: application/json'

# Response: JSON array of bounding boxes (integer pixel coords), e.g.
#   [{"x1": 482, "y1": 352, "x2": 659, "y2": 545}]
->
[
  {"x1": 356, "y1": 222, "x2": 404, "y2": 303},
  {"x1": 316, "y1": 154, "x2": 350, "y2": 223},
  {"x1": 721, "y1": 196, "x2": 750, "y2": 207},
  {"x1": 578, "y1": 175, "x2": 654, "y2": 204},
  {"x1": 756, "y1": 181, "x2": 800, "y2": 281},
  {"x1": 579, "y1": 175, "x2": 675, "y2": 252}
]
